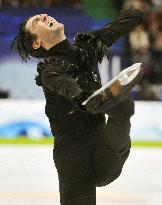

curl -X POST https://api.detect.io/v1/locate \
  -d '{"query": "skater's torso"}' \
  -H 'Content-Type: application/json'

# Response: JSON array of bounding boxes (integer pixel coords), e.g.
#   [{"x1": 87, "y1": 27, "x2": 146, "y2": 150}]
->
[{"x1": 38, "y1": 38, "x2": 106, "y2": 145}]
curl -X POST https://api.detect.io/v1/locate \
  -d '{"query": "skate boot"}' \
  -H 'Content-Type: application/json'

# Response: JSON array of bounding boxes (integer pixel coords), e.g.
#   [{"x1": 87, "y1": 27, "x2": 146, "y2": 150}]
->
[{"x1": 83, "y1": 63, "x2": 143, "y2": 114}]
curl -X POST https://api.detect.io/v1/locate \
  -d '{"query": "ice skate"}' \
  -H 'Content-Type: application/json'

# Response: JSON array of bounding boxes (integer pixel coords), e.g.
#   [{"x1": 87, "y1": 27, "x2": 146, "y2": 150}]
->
[{"x1": 82, "y1": 63, "x2": 143, "y2": 110}]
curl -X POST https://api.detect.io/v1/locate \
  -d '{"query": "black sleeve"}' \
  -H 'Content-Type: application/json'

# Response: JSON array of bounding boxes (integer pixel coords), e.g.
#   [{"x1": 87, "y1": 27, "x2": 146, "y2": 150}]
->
[
  {"x1": 90, "y1": 9, "x2": 144, "y2": 47},
  {"x1": 41, "y1": 70, "x2": 83, "y2": 99}
]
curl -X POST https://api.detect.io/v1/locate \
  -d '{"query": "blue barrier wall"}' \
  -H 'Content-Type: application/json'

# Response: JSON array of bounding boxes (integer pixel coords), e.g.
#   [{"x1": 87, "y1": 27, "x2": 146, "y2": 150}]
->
[{"x1": 0, "y1": 6, "x2": 124, "y2": 58}]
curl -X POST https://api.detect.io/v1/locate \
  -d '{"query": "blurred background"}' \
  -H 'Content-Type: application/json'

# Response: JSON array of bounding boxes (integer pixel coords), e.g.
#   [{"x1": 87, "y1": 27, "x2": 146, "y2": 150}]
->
[
  {"x1": 0, "y1": 1, "x2": 162, "y2": 205},
  {"x1": 0, "y1": 0, "x2": 162, "y2": 141}
]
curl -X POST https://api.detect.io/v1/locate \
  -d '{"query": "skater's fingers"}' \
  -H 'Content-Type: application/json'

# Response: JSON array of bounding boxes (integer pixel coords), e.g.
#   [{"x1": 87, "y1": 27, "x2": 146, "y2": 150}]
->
[
  {"x1": 85, "y1": 106, "x2": 101, "y2": 114},
  {"x1": 86, "y1": 96, "x2": 102, "y2": 108},
  {"x1": 85, "y1": 96, "x2": 105, "y2": 114}
]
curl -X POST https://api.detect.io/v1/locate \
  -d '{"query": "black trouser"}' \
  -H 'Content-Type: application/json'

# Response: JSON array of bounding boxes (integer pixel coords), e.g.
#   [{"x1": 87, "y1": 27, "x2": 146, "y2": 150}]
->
[{"x1": 53, "y1": 97, "x2": 134, "y2": 205}]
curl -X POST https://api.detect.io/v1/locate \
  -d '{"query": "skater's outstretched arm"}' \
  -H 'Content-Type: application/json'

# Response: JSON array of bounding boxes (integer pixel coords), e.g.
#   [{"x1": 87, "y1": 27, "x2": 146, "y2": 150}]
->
[
  {"x1": 90, "y1": 9, "x2": 144, "y2": 47},
  {"x1": 73, "y1": 10, "x2": 144, "y2": 64}
]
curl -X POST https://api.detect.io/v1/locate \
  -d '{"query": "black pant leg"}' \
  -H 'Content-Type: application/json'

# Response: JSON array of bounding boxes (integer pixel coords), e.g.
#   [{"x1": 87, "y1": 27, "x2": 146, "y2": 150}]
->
[
  {"x1": 68, "y1": 197, "x2": 96, "y2": 205},
  {"x1": 53, "y1": 137, "x2": 96, "y2": 205},
  {"x1": 106, "y1": 95, "x2": 134, "y2": 152},
  {"x1": 94, "y1": 137, "x2": 131, "y2": 187},
  {"x1": 92, "y1": 97, "x2": 133, "y2": 187}
]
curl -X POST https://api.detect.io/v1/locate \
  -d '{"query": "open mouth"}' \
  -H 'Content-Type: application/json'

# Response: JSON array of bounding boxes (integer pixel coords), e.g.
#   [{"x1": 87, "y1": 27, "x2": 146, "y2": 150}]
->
[{"x1": 48, "y1": 20, "x2": 54, "y2": 27}]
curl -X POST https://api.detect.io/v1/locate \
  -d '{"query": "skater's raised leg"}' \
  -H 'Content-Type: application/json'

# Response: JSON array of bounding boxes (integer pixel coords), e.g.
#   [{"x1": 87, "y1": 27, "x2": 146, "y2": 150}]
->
[{"x1": 92, "y1": 96, "x2": 134, "y2": 187}]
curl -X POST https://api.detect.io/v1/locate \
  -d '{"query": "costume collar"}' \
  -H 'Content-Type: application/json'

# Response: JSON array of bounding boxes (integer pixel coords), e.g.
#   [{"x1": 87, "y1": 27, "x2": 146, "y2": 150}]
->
[{"x1": 46, "y1": 39, "x2": 71, "y2": 57}]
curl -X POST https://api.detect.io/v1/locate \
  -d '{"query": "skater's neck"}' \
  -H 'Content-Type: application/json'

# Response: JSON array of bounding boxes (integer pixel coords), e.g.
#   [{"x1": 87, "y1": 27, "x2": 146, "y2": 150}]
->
[{"x1": 45, "y1": 39, "x2": 71, "y2": 57}]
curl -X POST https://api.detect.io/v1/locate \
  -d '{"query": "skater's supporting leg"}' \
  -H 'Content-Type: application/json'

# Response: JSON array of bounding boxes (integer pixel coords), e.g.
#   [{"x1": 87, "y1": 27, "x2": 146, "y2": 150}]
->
[
  {"x1": 59, "y1": 179, "x2": 96, "y2": 205},
  {"x1": 68, "y1": 197, "x2": 96, "y2": 205},
  {"x1": 53, "y1": 138, "x2": 96, "y2": 205}
]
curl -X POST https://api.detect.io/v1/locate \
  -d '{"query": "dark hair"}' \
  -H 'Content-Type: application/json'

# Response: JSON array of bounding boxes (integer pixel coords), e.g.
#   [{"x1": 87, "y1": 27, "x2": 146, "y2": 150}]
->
[{"x1": 11, "y1": 17, "x2": 47, "y2": 62}]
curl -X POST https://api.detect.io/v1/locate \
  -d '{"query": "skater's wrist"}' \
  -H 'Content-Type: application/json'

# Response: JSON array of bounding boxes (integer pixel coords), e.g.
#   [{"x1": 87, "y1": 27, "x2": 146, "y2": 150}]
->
[
  {"x1": 69, "y1": 90, "x2": 94, "y2": 114},
  {"x1": 71, "y1": 91, "x2": 89, "y2": 107}
]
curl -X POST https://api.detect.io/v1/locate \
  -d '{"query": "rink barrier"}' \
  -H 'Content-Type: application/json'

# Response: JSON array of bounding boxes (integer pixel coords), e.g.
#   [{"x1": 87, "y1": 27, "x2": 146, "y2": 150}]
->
[{"x1": 0, "y1": 100, "x2": 162, "y2": 142}]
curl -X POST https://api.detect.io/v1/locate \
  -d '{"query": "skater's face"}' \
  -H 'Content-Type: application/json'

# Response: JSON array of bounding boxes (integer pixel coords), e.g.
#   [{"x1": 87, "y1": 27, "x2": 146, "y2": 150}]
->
[{"x1": 25, "y1": 14, "x2": 64, "y2": 50}]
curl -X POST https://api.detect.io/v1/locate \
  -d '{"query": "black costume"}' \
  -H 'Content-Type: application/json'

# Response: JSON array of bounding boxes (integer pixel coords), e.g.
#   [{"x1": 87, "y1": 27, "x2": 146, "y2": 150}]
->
[{"x1": 36, "y1": 10, "x2": 143, "y2": 205}]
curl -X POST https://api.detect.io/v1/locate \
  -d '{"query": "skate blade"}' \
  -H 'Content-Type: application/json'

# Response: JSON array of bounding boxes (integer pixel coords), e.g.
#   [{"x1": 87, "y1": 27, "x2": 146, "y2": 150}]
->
[{"x1": 82, "y1": 63, "x2": 142, "y2": 105}]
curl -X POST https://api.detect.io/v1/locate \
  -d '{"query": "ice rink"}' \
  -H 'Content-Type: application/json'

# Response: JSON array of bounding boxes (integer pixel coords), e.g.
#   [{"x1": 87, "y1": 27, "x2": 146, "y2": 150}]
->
[{"x1": 0, "y1": 145, "x2": 162, "y2": 205}]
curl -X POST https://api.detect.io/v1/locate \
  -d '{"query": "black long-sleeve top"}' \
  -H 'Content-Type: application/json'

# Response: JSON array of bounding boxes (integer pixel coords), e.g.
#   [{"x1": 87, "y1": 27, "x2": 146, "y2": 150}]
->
[{"x1": 37, "y1": 10, "x2": 143, "y2": 145}]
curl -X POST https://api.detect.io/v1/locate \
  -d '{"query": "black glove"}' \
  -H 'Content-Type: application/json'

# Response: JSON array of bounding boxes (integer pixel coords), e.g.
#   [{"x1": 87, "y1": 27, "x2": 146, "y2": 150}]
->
[
  {"x1": 85, "y1": 91, "x2": 109, "y2": 114},
  {"x1": 69, "y1": 90, "x2": 93, "y2": 114}
]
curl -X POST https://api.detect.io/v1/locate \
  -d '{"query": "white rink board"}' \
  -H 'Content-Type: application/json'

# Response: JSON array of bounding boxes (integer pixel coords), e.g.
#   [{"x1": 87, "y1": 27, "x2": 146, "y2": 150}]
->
[
  {"x1": 131, "y1": 101, "x2": 162, "y2": 141},
  {"x1": 0, "y1": 146, "x2": 162, "y2": 205},
  {"x1": 0, "y1": 99, "x2": 51, "y2": 138},
  {"x1": 0, "y1": 100, "x2": 162, "y2": 141}
]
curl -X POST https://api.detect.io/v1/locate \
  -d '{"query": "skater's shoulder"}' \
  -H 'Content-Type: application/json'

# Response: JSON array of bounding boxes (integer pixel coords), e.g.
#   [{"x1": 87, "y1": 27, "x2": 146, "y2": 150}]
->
[
  {"x1": 37, "y1": 56, "x2": 79, "y2": 76},
  {"x1": 37, "y1": 57, "x2": 63, "y2": 73}
]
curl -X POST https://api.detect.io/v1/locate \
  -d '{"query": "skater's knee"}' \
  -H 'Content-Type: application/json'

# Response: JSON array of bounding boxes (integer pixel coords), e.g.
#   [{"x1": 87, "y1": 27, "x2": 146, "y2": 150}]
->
[
  {"x1": 96, "y1": 166, "x2": 122, "y2": 187},
  {"x1": 94, "y1": 144, "x2": 130, "y2": 187},
  {"x1": 94, "y1": 146, "x2": 131, "y2": 187}
]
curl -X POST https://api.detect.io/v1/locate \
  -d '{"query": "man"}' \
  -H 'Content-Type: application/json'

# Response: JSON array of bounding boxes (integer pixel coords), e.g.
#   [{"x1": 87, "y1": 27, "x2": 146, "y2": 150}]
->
[{"x1": 12, "y1": 10, "x2": 143, "y2": 205}]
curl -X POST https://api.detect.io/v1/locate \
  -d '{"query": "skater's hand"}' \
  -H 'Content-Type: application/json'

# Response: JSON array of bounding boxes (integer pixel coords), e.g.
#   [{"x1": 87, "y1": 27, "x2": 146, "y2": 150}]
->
[
  {"x1": 69, "y1": 91, "x2": 93, "y2": 114},
  {"x1": 85, "y1": 91, "x2": 109, "y2": 114}
]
